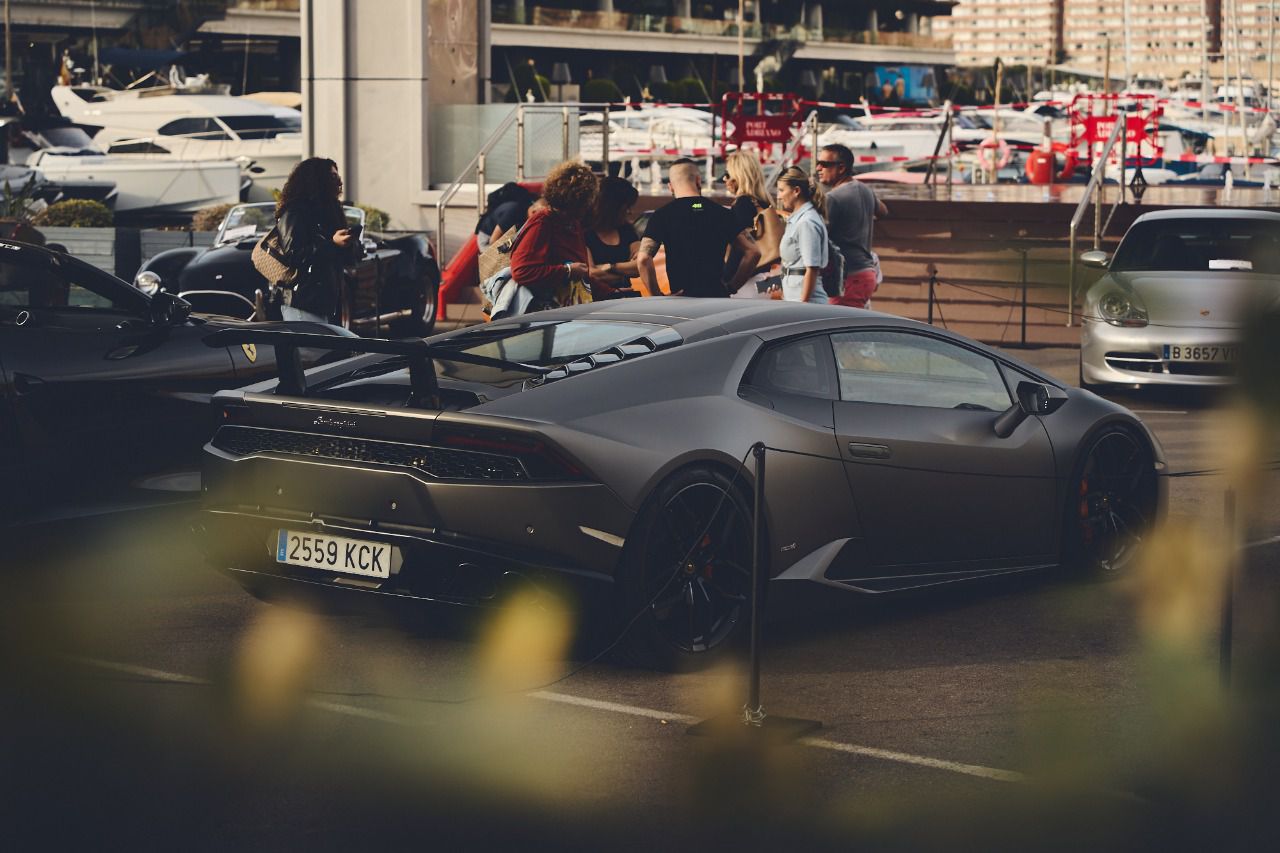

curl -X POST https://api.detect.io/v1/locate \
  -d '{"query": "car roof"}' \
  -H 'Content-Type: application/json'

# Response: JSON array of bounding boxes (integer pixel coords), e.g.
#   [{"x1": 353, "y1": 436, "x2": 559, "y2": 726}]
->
[
  {"x1": 1130, "y1": 207, "x2": 1280, "y2": 224},
  {"x1": 506, "y1": 296, "x2": 904, "y2": 335}
]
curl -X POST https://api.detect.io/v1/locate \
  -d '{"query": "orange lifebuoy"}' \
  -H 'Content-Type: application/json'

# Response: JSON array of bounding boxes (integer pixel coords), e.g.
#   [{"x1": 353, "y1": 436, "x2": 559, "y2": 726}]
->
[
  {"x1": 977, "y1": 136, "x2": 1012, "y2": 171},
  {"x1": 1051, "y1": 142, "x2": 1080, "y2": 181}
]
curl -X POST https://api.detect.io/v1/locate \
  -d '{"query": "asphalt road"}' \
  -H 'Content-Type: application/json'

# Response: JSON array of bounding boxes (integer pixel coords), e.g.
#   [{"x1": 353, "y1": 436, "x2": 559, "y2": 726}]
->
[{"x1": 4, "y1": 347, "x2": 1279, "y2": 851}]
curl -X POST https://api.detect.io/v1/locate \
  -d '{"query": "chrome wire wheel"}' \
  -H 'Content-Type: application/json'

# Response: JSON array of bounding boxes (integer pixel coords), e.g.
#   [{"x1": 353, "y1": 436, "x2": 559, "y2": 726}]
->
[{"x1": 1073, "y1": 428, "x2": 1157, "y2": 574}]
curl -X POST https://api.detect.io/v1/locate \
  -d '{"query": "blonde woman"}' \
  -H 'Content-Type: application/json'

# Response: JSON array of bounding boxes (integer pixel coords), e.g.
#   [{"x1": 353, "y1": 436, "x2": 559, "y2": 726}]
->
[
  {"x1": 774, "y1": 166, "x2": 828, "y2": 304},
  {"x1": 723, "y1": 152, "x2": 783, "y2": 298}
]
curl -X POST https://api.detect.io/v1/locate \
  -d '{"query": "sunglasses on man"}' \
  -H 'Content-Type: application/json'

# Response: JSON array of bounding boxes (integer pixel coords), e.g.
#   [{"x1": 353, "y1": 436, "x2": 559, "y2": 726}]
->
[{"x1": 815, "y1": 160, "x2": 844, "y2": 169}]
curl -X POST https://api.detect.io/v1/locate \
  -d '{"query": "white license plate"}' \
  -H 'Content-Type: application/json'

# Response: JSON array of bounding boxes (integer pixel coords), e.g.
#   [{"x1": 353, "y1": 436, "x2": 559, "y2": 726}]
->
[
  {"x1": 1163, "y1": 344, "x2": 1239, "y2": 363},
  {"x1": 276, "y1": 529, "x2": 395, "y2": 579}
]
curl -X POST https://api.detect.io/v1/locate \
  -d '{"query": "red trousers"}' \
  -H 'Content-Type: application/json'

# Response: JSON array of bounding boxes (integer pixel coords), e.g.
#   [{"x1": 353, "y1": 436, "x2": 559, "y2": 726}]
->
[{"x1": 829, "y1": 268, "x2": 878, "y2": 308}]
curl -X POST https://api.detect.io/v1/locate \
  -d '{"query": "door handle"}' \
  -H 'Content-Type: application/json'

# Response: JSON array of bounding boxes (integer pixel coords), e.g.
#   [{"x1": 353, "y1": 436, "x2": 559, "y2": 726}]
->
[
  {"x1": 847, "y1": 442, "x2": 891, "y2": 460},
  {"x1": 13, "y1": 373, "x2": 46, "y2": 395}
]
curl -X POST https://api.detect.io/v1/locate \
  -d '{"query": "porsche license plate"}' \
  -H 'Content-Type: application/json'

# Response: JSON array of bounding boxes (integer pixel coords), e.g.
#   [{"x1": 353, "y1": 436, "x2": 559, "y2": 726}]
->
[
  {"x1": 276, "y1": 529, "x2": 393, "y2": 578},
  {"x1": 1163, "y1": 344, "x2": 1238, "y2": 363}
]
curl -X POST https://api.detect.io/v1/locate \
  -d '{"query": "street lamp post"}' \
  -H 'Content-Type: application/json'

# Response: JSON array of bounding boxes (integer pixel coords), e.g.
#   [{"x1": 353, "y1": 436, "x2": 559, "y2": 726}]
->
[
  {"x1": 1269, "y1": 0, "x2": 1276, "y2": 112},
  {"x1": 737, "y1": 0, "x2": 745, "y2": 95}
]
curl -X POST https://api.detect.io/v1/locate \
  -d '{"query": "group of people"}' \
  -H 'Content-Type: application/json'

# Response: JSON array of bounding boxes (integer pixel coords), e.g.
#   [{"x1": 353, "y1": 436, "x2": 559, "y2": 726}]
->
[
  {"x1": 492, "y1": 143, "x2": 887, "y2": 313},
  {"x1": 261, "y1": 147, "x2": 888, "y2": 327}
]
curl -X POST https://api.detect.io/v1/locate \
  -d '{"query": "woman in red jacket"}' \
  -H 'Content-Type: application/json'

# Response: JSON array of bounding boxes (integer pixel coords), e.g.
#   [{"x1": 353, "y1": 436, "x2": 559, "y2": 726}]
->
[{"x1": 510, "y1": 161, "x2": 599, "y2": 305}]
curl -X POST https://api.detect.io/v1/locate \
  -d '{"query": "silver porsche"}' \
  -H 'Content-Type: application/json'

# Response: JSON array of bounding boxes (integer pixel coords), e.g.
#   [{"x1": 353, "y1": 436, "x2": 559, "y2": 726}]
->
[{"x1": 1079, "y1": 208, "x2": 1280, "y2": 388}]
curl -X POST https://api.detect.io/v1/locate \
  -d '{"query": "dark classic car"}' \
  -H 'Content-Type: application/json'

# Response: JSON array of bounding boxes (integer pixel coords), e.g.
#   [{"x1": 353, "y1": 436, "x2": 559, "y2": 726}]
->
[
  {"x1": 136, "y1": 202, "x2": 441, "y2": 337},
  {"x1": 0, "y1": 239, "x2": 351, "y2": 522}
]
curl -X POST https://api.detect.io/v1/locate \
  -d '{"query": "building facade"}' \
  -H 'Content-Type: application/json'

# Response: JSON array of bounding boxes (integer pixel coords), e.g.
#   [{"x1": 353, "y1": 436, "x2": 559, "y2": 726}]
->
[{"x1": 937, "y1": 0, "x2": 1277, "y2": 85}]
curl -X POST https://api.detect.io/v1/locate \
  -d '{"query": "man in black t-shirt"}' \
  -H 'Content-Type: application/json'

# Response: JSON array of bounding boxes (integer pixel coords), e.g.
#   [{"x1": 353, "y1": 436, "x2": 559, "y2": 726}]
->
[{"x1": 637, "y1": 160, "x2": 759, "y2": 297}]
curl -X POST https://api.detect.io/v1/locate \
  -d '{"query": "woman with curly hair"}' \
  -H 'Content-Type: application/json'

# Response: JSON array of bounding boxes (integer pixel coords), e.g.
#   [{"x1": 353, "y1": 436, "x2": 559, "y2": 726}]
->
[
  {"x1": 274, "y1": 156, "x2": 359, "y2": 323},
  {"x1": 510, "y1": 160, "x2": 599, "y2": 306}
]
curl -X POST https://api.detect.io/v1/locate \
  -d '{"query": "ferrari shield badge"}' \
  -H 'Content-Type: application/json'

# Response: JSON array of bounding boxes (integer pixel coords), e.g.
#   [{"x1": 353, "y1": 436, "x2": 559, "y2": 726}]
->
[{"x1": 241, "y1": 343, "x2": 258, "y2": 363}]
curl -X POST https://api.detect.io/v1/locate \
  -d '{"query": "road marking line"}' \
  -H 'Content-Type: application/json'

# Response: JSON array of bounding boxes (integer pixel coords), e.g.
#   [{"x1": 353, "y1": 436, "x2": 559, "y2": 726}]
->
[
  {"x1": 66, "y1": 656, "x2": 209, "y2": 684},
  {"x1": 64, "y1": 655, "x2": 425, "y2": 727},
  {"x1": 1245, "y1": 534, "x2": 1280, "y2": 550},
  {"x1": 1133, "y1": 410, "x2": 1189, "y2": 415},
  {"x1": 530, "y1": 690, "x2": 698, "y2": 723},
  {"x1": 532, "y1": 690, "x2": 1025, "y2": 783},
  {"x1": 799, "y1": 737, "x2": 1026, "y2": 783}
]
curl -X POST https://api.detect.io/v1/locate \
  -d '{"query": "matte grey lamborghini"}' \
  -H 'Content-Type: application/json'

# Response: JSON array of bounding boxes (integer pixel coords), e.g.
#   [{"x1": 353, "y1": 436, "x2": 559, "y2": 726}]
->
[{"x1": 199, "y1": 298, "x2": 1167, "y2": 669}]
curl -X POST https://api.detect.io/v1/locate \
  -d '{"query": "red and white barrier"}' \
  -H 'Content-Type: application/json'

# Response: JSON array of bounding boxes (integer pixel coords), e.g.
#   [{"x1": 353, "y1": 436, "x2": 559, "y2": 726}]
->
[{"x1": 1174, "y1": 153, "x2": 1280, "y2": 165}]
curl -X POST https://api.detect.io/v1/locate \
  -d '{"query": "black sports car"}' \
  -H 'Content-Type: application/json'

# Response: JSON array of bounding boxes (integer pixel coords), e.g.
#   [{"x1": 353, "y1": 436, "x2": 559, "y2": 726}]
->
[
  {"x1": 198, "y1": 299, "x2": 1167, "y2": 669},
  {"x1": 0, "y1": 239, "x2": 351, "y2": 522},
  {"x1": 136, "y1": 202, "x2": 441, "y2": 337}
]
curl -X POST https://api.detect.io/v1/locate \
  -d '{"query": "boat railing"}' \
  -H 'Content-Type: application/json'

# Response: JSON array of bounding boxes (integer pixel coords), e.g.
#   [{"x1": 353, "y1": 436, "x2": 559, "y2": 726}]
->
[
  {"x1": 1066, "y1": 113, "x2": 1127, "y2": 325},
  {"x1": 436, "y1": 102, "x2": 587, "y2": 269},
  {"x1": 923, "y1": 100, "x2": 954, "y2": 189}
]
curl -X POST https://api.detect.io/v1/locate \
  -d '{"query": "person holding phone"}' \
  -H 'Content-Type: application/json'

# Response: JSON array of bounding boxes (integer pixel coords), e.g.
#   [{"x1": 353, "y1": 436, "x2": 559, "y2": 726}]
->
[{"x1": 276, "y1": 157, "x2": 360, "y2": 324}]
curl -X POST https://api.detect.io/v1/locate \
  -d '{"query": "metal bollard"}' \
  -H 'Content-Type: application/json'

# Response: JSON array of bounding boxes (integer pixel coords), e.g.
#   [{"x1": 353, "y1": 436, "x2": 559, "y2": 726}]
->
[
  {"x1": 926, "y1": 264, "x2": 938, "y2": 326},
  {"x1": 1220, "y1": 487, "x2": 1237, "y2": 689}
]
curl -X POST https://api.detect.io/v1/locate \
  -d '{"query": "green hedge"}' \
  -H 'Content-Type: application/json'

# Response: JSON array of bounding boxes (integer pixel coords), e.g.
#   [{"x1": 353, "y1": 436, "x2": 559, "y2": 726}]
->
[{"x1": 32, "y1": 199, "x2": 114, "y2": 228}]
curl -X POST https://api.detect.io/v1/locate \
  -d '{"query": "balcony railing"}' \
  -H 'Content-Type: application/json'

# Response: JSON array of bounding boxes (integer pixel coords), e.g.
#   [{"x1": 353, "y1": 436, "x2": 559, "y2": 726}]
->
[{"x1": 493, "y1": 5, "x2": 951, "y2": 50}]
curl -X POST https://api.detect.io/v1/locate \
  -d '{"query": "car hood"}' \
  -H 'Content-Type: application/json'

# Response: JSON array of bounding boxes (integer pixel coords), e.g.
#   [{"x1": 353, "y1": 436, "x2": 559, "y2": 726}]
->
[{"x1": 1097, "y1": 270, "x2": 1280, "y2": 329}]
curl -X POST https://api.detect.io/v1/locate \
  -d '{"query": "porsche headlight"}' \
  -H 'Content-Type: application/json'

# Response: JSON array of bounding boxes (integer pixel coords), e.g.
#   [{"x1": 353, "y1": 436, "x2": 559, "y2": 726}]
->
[
  {"x1": 135, "y1": 270, "x2": 162, "y2": 295},
  {"x1": 1097, "y1": 290, "x2": 1148, "y2": 327}
]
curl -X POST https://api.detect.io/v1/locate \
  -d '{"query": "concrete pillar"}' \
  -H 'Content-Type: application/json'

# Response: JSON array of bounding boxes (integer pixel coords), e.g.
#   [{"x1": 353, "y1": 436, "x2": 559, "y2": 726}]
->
[
  {"x1": 868, "y1": 8, "x2": 878, "y2": 32},
  {"x1": 674, "y1": 0, "x2": 691, "y2": 17},
  {"x1": 303, "y1": 0, "x2": 470, "y2": 230},
  {"x1": 907, "y1": 12, "x2": 918, "y2": 34},
  {"x1": 513, "y1": 0, "x2": 526, "y2": 25},
  {"x1": 598, "y1": 0, "x2": 614, "y2": 12},
  {"x1": 807, "y1": 2, "x2": 824, "y2": 34}
]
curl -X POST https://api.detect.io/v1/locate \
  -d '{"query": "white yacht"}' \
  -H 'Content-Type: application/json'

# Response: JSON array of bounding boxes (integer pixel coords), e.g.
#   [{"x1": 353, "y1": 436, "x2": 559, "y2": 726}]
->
[
  {"x1": 8, "y1": 118, "x2": 240, "y2": 214},
  {"x1": 50, "y1": 84, "x2": 301, "y2": 200}
]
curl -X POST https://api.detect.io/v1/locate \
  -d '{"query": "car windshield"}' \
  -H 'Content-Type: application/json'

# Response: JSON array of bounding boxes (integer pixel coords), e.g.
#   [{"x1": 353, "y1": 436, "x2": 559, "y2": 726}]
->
[
  {"x1": 433, "y1": 319, "x2": 666, "y2": 383},
  {"x1": 1110, "y1": 218, "x2": 1280, "y2": 274},
  {"x1": 216, "y1": 204, "x2": 363, "y2": 244}
]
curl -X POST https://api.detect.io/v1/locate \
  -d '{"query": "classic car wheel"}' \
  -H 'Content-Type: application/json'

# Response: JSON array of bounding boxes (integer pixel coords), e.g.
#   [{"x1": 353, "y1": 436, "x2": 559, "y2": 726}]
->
[
  {"x1": 390, "y1": 277, "x2": 437, "y2": 337},
  {"x1": 1066, "y1": 426, "x2": 1157, "y2": 576},
  {"x1": 619, "y1": 465, "x2": 754, "y2": 670}
]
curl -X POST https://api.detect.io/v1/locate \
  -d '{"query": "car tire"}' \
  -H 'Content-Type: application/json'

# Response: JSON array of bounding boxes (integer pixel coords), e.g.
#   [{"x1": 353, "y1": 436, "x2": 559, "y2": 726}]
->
[
  {"x1": 1062, "y1": 425, "x2": 1158, "y2": 578},
  {"x1": 616, "y1": 465, "x2": 756, "y2": 671},
  {"x1": 390, "y1": 276, "x2": 438, "y2": 337}
]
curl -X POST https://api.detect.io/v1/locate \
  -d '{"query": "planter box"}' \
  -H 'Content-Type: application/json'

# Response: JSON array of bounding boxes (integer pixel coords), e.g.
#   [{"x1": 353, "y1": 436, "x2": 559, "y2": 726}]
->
[
  {"x1": 35, "y1": 227, "x2": 216, "y2": 281},
  {"x1": 38, "y1": 227, "x2": 116, "y2": 274}
]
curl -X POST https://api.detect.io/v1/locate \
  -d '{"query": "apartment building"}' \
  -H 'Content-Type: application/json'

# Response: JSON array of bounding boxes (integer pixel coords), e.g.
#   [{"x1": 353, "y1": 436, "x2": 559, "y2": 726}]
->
[
  {"x1": 937, "y1": 0, "x2": 1280, "y2": 83},
  {"x1": 932, "y1": 0, "x2": 1063, "y2": 67}
]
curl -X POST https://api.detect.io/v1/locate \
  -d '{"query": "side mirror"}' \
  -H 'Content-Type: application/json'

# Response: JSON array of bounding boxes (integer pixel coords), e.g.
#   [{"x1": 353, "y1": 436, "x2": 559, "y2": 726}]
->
[
  {"x1": 1080, "y1": 250, "x2": 1110, "y2": 269},
  {"x1": 148, "y1": 289, "x2": 192, "y2": 326},
  {"x1": 994, "y1": 381, "x2": 1065, "y2": 438}
]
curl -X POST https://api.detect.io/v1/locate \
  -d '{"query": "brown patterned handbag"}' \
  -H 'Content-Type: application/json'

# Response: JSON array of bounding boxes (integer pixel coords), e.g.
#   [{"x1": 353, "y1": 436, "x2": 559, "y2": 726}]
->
[{"x1": 251, "y1": 226, "x2": 299, "y2": 286}]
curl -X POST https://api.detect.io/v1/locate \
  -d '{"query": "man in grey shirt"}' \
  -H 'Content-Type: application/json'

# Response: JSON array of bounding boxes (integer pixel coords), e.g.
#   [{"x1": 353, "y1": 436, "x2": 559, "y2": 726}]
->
[{"x1": 817, "y1": 143, "x2": 889, "y2": 308}]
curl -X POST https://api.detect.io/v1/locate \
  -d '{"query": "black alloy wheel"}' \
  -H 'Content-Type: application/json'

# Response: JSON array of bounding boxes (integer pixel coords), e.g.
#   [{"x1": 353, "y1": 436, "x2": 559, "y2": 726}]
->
[
  {"x1": 619, "y1": 466, "x2": 754, "y2": 670},
  {"x1": 1068, "y1": 426, "x2": 1157, "y2": 575}
]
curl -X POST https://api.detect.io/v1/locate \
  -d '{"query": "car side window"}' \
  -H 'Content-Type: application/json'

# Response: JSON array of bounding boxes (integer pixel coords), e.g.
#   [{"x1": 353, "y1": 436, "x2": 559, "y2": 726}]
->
[
  {"x1": 831, "y1": 330, "x2": 1011, "y2": 411},
  {"x1": 744, "y1": 335, "x2": 836, "y2": 400},
  {"x1": 0, "y1": 256, "x2": 140, "y2": 314}
]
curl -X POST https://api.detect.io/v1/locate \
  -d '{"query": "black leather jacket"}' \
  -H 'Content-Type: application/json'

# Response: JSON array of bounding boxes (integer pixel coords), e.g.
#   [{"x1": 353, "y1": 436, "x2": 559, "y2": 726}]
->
[{"x1": 277, "y1": 200, "x2": 353, "y2": 318}]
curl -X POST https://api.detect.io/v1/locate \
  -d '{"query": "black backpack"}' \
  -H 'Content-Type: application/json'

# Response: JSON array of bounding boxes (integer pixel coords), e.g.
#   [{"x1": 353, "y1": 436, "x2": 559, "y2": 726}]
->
[{"x1": 820, "y1": 239, "x2": 846, "y2": 299}]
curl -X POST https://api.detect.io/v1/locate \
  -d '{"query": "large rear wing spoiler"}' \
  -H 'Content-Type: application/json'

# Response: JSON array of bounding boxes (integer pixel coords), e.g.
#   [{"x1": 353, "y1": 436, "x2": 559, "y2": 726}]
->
[{"x1": 203, "y1": 329, "x2": 549, "y2": 408}]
